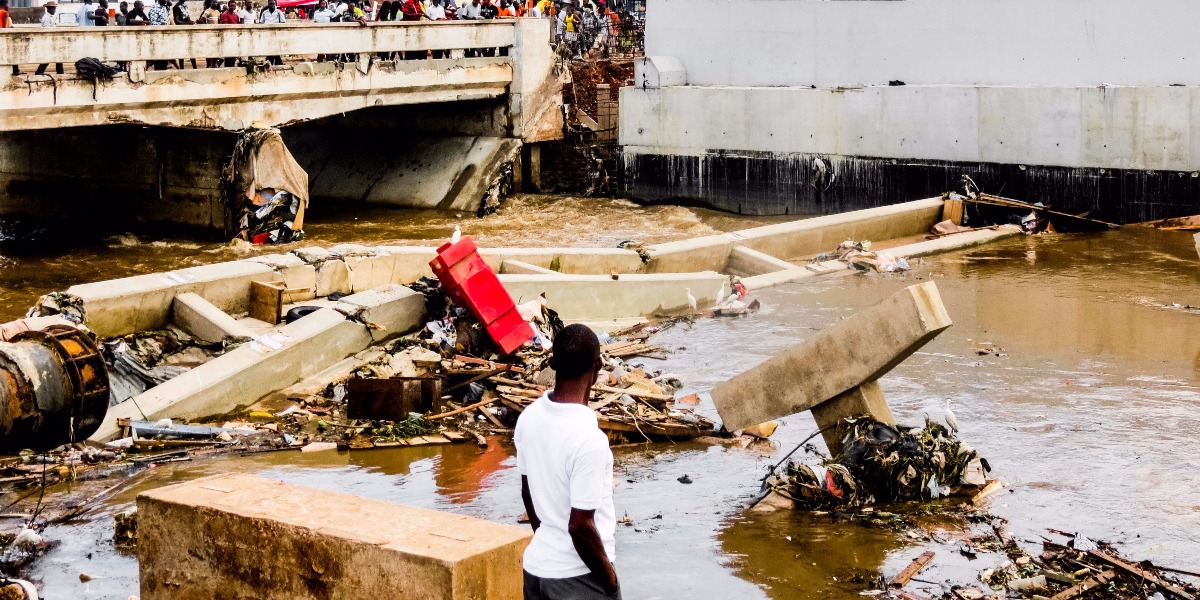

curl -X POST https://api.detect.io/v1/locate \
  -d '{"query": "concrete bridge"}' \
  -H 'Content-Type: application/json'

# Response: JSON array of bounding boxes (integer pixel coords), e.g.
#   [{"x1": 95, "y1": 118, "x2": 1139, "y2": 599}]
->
[{"x1": 0, "y1": 19, "x2": 562, "y2": 230}]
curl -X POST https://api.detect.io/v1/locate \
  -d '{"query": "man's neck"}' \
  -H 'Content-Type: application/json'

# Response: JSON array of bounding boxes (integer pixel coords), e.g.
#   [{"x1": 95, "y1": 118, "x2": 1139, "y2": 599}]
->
[{"x1": 550, "y1": 380, "x2": 592, "y2": 406}]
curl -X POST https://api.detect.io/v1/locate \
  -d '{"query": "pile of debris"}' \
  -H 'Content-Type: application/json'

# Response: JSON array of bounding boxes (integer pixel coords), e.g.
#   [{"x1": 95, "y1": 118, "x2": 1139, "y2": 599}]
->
[
  {"x1": 813, "y1": 240, "x2": 910, "y2": 273},
  {"x1": 764, "y1": 417, "x2": 990, "y2": 509}
]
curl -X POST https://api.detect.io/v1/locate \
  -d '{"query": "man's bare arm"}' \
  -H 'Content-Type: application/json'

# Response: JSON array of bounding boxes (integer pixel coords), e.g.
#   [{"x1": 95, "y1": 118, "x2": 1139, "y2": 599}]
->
[
  {"x1": 568, "y1": 507, "x2": 618, "y2": 593},
  {"x1": 520, "y1": 475, "x2": 541, "y2": 532}
]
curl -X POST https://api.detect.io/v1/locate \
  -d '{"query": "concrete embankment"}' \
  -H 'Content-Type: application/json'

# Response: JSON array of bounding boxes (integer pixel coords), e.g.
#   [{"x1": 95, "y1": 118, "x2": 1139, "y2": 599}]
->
[{"x1": 64, "y1": 198, "x2": 1018, "y2": 441}]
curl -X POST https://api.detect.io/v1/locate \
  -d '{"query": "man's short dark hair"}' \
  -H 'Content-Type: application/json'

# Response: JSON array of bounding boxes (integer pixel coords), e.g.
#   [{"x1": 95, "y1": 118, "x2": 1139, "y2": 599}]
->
[{"x1": 550, "y1": 324, "x2": 600, "y2": 380}]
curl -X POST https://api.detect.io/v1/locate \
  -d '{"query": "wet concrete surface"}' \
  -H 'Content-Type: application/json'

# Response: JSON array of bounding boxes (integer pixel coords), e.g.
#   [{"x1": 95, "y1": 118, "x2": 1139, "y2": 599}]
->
[{"x1": 3, "y1": 200, "x2": 1200, "y2": 598}]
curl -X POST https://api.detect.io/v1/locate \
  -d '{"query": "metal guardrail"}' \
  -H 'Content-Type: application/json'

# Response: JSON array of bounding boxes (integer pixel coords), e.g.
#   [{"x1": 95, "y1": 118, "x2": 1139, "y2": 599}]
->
[{"x1": 0, "y1": 20, "x2": 517, "y2": 66}]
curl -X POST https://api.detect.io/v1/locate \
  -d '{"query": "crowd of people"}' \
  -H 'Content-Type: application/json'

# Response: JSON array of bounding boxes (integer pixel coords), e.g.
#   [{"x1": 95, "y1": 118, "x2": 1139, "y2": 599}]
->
[{"x1": 3, "y1": 0, "x2": 626, "y2": 73}]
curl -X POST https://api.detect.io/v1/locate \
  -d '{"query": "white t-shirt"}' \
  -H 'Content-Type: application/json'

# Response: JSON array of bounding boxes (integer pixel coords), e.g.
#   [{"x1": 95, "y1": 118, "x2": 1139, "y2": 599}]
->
[
  {"x1": 515, "y1": 393, "x2": 616, "y2": 579},
  {"x1": 425, "y1": 4, "x2": 444, "y2": 19},
  {"x1": 76, "y1": 3, "x2": 96, "y2": 25},
  {"x1": 312, "y1": 7, "x2": 335, "y2": 21}
]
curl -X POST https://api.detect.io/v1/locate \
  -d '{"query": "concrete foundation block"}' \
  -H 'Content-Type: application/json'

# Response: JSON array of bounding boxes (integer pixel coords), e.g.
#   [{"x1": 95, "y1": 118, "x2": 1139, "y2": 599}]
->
[
  {"x1": 292, "y1": 246, "x2": 332, "y2": 264},
  {"x1": 711, "y1": 282, "x2": 951, "y2": 431},
  {"x1": 316, "y1": 260, "x2": 353, "y2": 297},
  {"x1": 172, "y1": 293, "x2": 257, "y2": 344},
  {"x1": 334, "y1": 284, "x2": 426, "y2": 342},
  {"x1": 810, "y1": 380, "x2": 896, "y2": 456},
  {"x1": 499, "y1": 272, "x2": 727, "y2": 321},
  {"x1": 137, "y1": 473, "x2": 531, "y2": 600},
  {"x1": 375, "y1": 246, "x2": 440, "y2": 283},
  {"x1": 726, "y1": 246, "x2": 801, "y2": 276}
]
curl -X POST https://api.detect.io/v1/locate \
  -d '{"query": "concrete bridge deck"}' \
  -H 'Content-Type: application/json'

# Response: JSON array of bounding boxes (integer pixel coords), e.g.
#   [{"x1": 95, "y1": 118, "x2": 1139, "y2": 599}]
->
[{"x1": 0, "y1": 20, "x2": 558, "y2": 138}]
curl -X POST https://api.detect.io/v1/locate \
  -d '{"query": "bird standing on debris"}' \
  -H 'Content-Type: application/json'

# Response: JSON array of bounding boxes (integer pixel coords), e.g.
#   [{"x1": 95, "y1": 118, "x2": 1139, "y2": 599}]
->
[
  {"x1": 715, "y1": 282, "x2": 727, "y2": 308},
  {"x1": 686, "y1": 288, "x2": 697, "y2": 312},
  {"x1": 945, "y1": 399, "x2": 959, "y2": 433},
  {"x1": 451, "y1": 224, "x2": 462, "y2": 244}
]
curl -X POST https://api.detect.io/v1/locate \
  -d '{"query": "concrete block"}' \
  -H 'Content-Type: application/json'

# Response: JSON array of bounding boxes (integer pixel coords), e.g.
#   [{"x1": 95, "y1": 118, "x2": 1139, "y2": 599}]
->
[
  {"x1": 93, "y1": 309, "x2": 372, "y2": 441},
  {"x1": 500, "y1": 260, "x2": 557, "y2": 275},
  {"x1": 499, "y1": 272, "x2": 727, "y2": 321},
  {"x1": 726, "y1": 246, "x2": 801, "y2": 276},
  {"x1": 375, "y1": 246, "x2": 440, "y2": 283},
  {"x1": 810, "y1": 380, "x2": 896, "y2": 455},
  {"x1": 741, "y1": 260, "x2": 846, "y2": 291},
  {"x1": 293, "y1": 246, "x2": 332, "y2": 264},
  {"x1": 172, "y1": 293, "x2": 257, "y2": 344},
  {"x1": 1195, "y1": 232, "x2": 1200, "y2": 260},
  {"x1": 344, "y1": 254, "x2": 401, "y2": 293},
  {"x1": 882, "y1": 225, "x2": 1022, "y2": 259},
  {"x1": 316, "y1": 260, "x2": 352, "y2": 297},
  {"x1": 335, "y1": 284, "x2": 426, "y2": 342},
  {"x1": 245, "y1": 254, "x2": 317, "y2": 299},
  {"x1": 635, "y1": 56, "x2": 687, "y2": 88},
  {"x1": 137, "y1": 473, "x2": 530, "y2": 600},
  {"x1": 711, "y1": 282, "x2": 952, "y2": 431}
]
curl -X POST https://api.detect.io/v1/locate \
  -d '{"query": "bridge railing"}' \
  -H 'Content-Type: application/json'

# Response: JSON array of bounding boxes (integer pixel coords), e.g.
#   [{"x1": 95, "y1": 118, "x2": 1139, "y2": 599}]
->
[{"x1": 0, "y1": 20, "x2": 517, "y2": 67}]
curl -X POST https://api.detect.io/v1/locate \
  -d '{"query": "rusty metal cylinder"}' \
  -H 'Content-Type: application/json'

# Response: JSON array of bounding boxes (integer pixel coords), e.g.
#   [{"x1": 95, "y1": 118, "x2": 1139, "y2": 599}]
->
[{"x1": 0, "y1": 325, "x2": 110, "y2": 452}]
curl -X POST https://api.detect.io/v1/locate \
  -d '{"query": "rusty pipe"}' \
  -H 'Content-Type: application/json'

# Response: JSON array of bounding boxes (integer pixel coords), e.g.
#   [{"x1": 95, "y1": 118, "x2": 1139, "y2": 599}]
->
[{"x1": 0, "y1": 325, "x2": 110, "y2": 452}]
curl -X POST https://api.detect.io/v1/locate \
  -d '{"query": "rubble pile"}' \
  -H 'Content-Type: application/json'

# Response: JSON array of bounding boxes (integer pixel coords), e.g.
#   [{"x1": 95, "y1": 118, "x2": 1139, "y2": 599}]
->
[
  {"x1": 813, "y1": 240, "x2": 910, "y2": 273},
  {"x1": 766, "y1": 417, "x2": 991, "y2": 509}
]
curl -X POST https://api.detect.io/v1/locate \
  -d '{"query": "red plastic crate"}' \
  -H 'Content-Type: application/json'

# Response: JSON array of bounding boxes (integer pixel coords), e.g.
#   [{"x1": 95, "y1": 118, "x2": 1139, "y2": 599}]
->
[{"x1": 430, "y1": 235, "x2": 535, "y2": 355}]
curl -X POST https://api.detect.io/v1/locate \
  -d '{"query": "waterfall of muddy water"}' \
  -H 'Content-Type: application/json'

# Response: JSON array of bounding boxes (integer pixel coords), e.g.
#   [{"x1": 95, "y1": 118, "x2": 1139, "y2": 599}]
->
[
  {"x1": 0, "y1": 194, "x2": 787, "y2": 321},
  {"x1": 4, "y1": 202, "x2": 1200, "y2": 598}
]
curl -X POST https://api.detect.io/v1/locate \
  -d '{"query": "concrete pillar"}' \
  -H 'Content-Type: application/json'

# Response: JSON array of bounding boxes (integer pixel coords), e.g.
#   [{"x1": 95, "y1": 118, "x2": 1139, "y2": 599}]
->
[
  {"x1": 710, "y1": 282, "x2": 951, "y2": 431},
  {"x1": 809, "y1": 380, "x2": 896, "y2": 456},
  {"x1": 726, "y1": 246, "x2": 800, "y2": 277},
  {"x1": 172, "y1": 293, "x2": 258, "y2": 343},
  {"x1": 137, "y1": 473, "x2": 531, "y2": 600}
]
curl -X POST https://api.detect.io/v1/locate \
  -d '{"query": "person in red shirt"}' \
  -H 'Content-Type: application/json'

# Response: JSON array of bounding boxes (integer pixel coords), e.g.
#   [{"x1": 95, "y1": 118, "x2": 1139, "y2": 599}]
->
[
  {"x1": 218, "y1": 2, "x2": 239, "y2": 22},
  {"x1": 400, "y1": 0, "x2": 421, "y2": 20}
]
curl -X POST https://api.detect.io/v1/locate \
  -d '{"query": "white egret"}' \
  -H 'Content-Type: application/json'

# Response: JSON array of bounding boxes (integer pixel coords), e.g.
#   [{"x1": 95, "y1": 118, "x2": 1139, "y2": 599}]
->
[
  {"x1": 685, "y1": 288, "x2": 697, "y2": 312},
  {"x1": 451, "y1": 224, "x2": 461, "y2": 244},
  {"x1": 945, "y1": 399, "x2": 959, "y2": 433}
]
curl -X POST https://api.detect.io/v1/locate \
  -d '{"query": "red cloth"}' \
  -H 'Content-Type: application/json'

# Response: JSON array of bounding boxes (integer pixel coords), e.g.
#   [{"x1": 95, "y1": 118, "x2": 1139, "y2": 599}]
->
[
  {"x1": 401, "y1": 0, "x2": 422, "y2": 20},
  {"x1": 218, "y1": 10, "x2": 240, "y2": 23}
]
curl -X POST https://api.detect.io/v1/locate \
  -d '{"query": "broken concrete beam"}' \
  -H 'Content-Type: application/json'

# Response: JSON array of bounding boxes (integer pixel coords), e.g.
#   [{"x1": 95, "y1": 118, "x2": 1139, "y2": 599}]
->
[
  {"x1": 315, "y1": 259, "x2": 352, "y2": 297},
  {"x1": 810, "y1": 380, "x2": 896, "y2": 455},
  {"x1": 93, "y1": 308, "x2": 372, "y2": 441},
  {"x1": 726, "y1": 246, "x2": 801, "y2": 277},
  {"x1": 500, "y1": 259, "x2": 558, "y2": 275},
  {"x1": 645, "y1": 198, "x2": 945, "y2": 273},
  {"x1": 137, "y1": 473, "x2": 530, "y2": 600},
  {"x1": 498, "y1": 271, "x2": 727, "y2": 321},
  {"x1": 885, "y1": 225, "x2": 1021, "y2": 259},
  {"x1": 67, "y1": 261, "x2": 279, "y2": 338},
  {"x1": 1194, "y1": 232, "x2": 1200, "y2": 260},
  {"x1": 172, "y1": 292, "x2": 257, "y2": 344},
  {"x1": 479, "y1": 248, "x2": 644, "y2": 275},
  {"x1": 334, "y1": 284, "x2": 427, "y2": 342},
  {"x1": 741, "y1": 260, "x2": 848, "y2": 290},
  {"x1": 711, "y1": 282, "x2": 951, "y2": 431}
]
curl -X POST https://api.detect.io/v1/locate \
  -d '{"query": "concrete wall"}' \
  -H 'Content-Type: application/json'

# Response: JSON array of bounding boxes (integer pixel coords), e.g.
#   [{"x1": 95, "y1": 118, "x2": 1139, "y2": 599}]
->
[
  {"x1": 646, "y1": 0, "x2": 1200, "y2": 88},
  {"x1": 622, "y1": 85, "x2": 1200, "y2": 175}
]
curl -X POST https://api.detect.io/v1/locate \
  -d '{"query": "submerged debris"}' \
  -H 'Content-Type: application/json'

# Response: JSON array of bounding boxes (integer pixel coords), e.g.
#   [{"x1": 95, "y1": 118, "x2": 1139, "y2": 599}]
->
[{"x1": 766, "y1": 417, "x2": 989, "y2": 509}]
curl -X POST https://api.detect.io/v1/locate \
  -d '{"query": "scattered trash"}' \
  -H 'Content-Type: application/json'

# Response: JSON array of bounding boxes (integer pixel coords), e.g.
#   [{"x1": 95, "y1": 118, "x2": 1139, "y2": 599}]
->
[
  {"x1": 114, "y1": 508, "x2": 137, "y2": 548},
  {"x1": 677, "y1": 474, "x2": 693, "y2": 484}
]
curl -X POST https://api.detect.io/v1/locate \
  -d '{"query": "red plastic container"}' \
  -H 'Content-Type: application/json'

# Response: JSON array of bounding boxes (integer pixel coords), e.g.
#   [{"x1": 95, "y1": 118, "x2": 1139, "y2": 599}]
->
[{"x1": 429, "y1": 235, "x2": 535, "y2": 355}]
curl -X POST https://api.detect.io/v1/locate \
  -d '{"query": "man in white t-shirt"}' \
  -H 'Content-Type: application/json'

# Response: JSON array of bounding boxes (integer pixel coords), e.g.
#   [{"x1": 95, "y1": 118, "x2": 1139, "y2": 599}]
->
[{"x1": 515, "y1": 324, "x2": 620, "y2": 600}]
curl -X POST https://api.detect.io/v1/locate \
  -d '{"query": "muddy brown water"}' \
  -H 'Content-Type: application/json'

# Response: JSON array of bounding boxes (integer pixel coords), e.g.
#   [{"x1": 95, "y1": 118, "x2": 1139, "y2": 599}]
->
[{"x1": 2, "y1": 197, "x2": 1199, "y2": 599}]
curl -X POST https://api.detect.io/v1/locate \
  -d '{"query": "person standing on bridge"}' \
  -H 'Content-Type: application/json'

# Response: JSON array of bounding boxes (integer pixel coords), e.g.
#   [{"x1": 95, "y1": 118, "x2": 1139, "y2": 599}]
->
[
  {"x1": 1, "y1": 0, "x2": 18, "y2": 77},
  {"x1": 257, "y1": 0, "x2": 285, "y2": 23},
  {"x1": 148, "y1": 0, "x2": 170, "y2": 25},
  {"x1": 76, "y1": 0, "x2": 101, "y2": 25},
  {"x1": 35, "y1": 2, "x2": 65, "y2": 73},
  {"x1": 125, "y1": 0, "x2": 149, "y2": 24},
  {"x1": 515, "y1": 324, "x2": 621, "y2": 600},
  {"x1": 311, "y1": 0, "x2": 335, "y2": 22},
  {"x1": 235, "y1": 0, "x2": 254, "y2": 24},
  {"x1": 219, "y1": 1, "x2": 239, "y2": 23}
]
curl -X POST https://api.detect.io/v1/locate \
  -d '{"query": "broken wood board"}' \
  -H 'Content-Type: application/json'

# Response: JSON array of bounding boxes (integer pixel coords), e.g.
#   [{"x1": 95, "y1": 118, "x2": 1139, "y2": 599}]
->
[
  {"x1": 249, "y1": 280, "x2": 285, "y2": 325},
  {"x1": 889, "y1": 551, "x2": 935, "y2": 587}
]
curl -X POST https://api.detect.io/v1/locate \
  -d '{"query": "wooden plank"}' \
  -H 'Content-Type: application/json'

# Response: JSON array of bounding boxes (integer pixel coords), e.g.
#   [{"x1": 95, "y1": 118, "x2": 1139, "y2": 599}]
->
[
  {"x1": 498, "y1": 398, "x2": 527, "y2": 413},
  {"x1": 477, "y1": 406, "x2": 506, "y2": 429},
  {"x1": 249, "y1": 281, "x2": 284, "y2": 325},
  {"x1": 1049, "y1": 569, "x2": 1117, "y2": 600},
  {"x1": 1088, "y1": 551, "x2": 1195, "y2": 600},
  {"x1": 593, "y1": 384, "x2": 672, "y2": 401},
  {"x1": 453, "y1": 355, "x2": 525, "y2": 374},
  {"x1": 943, "y1": 197, "x2": 964, "y2": 225},
  {"x1": 971, "y1": 479, "x2": 1003, "y2": 506},
  {"x1": 889, "y1": 551, "x2": 935, "y2": 587}
]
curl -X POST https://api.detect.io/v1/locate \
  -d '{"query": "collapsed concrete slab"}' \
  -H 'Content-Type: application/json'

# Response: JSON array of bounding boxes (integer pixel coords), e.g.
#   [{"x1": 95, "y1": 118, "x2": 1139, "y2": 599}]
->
[
  {"x1": 137, "y1": 473, "x2": 530, "y2": 600},
  {"x1": 92, "y1": 285, "x2": 425, "y2": 441},
  {"x1": 711, "y1": 282, "x2": 951, "y2": 432}
]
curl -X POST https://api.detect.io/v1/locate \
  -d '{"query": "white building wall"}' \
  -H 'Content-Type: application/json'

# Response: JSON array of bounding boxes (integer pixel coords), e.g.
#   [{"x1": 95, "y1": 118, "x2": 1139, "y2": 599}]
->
[
  {"x1": 621, "y1": 84, "x2": 1200, "y2": 172},
  {"x1": 646, "y1": 0, "x2": 1200, "y2": 87}
]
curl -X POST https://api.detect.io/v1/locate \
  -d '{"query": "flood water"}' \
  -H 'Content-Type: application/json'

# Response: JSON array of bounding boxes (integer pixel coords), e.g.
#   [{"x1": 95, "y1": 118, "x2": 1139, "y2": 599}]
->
[{"x1": 3, "y1": 197, "x2": 1200, "y2": 599}]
